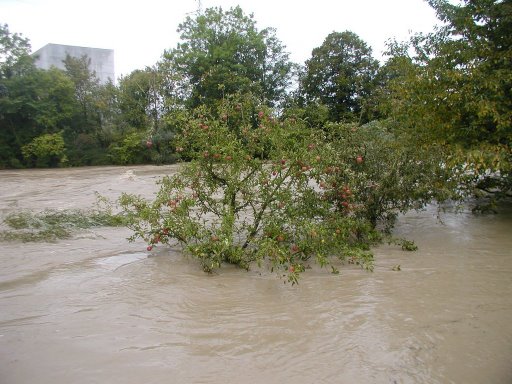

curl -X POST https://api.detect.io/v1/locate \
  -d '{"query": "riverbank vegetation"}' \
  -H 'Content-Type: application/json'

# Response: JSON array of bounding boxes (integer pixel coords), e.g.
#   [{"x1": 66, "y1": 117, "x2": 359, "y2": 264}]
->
[{"x1": 1, "y1": 0, "x2": 510, "y2": 280}]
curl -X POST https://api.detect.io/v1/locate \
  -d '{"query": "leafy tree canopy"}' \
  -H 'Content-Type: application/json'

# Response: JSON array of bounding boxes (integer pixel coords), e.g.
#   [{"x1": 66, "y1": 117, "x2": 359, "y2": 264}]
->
[
  {"x1": 300, "y1": 31, "x2": 379, "y2": 123},
  {"x1": 377, "y1": 0, "x2": 511, "y2": 192},
  {"x1": 118, "y1": 69, "x2": 159, "y2": 130},
  {"x1": 384, "y1": 0, "x2": 511, "y2": 148},
  {"x1": 163, "y1": 6, "x2": 293, "y2": 109},
  {"x1": 0, "y1": 23, "x2": 33, "y2": 79}
]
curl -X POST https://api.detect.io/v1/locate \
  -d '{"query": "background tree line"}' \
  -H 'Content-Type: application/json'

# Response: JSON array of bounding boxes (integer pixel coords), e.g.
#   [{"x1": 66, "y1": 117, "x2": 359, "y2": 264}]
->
[{"x1": 0, "y1": 0, "x2": 510, "y2": 194}]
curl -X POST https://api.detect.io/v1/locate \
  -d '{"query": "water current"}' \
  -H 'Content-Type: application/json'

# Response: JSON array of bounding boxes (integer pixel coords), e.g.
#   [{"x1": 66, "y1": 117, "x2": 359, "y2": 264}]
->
[{"x1": 0, "y1": 165, "x2": 511, "y2": 384}]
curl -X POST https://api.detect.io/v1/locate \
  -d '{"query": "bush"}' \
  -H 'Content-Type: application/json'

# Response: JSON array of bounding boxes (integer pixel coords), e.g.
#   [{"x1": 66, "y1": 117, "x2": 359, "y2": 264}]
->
[
  {"x1": 108, "y1": 130, "x2": 153, "y2": 165},
  {"x1": 316, "y1": 121, "x2": 463, "y2": 230},
  {"x1": 21, "y1": 132, "x2": 68, "y2": 167}
]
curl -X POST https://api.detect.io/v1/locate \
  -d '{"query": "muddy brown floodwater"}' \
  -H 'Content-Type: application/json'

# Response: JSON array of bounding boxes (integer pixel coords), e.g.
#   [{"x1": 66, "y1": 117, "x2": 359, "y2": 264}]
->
[{"x1": 0, "y1": 165, "x2": 511, "y2": 384}]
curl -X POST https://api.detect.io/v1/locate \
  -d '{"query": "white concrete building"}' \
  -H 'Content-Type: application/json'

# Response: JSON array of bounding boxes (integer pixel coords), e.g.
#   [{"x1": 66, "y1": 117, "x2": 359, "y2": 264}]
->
[{"x1": 33, "y1": 43, "x2": 115, "y2": 84}]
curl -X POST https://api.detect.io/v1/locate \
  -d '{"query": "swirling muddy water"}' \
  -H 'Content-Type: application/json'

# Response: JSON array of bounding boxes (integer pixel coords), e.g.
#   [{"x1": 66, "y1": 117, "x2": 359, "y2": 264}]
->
[{"x1": 0, "y1": 165, "x2": 511, "y2": 384}]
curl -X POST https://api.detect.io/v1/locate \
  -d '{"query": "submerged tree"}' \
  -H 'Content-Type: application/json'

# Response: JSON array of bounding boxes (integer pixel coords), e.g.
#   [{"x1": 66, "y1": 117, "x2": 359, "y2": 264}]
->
[{"x1": 119, "y1": 94, "x2": 377, "y2": 283}]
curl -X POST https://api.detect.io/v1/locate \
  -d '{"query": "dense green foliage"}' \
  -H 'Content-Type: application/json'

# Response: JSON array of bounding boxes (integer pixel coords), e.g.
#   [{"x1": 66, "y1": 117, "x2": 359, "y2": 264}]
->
[
  {"x1": 2, "y1": 3, "x2": 509, "y2": 169},
  {"x1": 0, "y1": 24, "x2": 179, "y2": 168},
  {"x1": 163, "y1": 6, "x2": 293, "y2": 109},
  {"x1": 0, "y1": 22, "x2": 33, "y2": 78},
  {"x1": 299, "y1": 31, "x2": 379, "y2": 123},
  {"x1": 21, "y1": 131, "x2": 67, "y2": 167},
  {"x1": 421, "y1": 0, "x2": 511, "y2": 146},
  {"x1": 379, "y1": 0, "x2": 511, "y2": 190},
  {"x1": 318, "y1": 121, "x2": 462, "y2": 229}
]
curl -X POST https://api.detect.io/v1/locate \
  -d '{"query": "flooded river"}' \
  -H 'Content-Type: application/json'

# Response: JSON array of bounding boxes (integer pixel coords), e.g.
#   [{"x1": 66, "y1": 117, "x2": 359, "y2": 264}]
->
[{"x1": 1, "y1": 165, "x2": 511, "y2": 384}]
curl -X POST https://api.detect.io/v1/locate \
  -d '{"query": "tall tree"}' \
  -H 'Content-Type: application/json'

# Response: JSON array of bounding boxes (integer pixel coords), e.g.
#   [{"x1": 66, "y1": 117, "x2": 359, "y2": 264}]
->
[
  {"x1": 300, "y1": 31, "x2": 379, "y2": 123},
  {"x1": 424, "y1": 0, "x2": 511, "y2": 147},
  {"x1": 0, "y1": 23, "x2": 33, "y2": 79},
  {"x1": 380, "y1": 0, "x2": 511, "y2": 192},
  {"x1": 118, "y1": 66, "x2": 168, "y2": 131},
  {"x1": 163, "y1": 6, "x2": 293, "y2": 109},
  {"x1": 118, "y1": 69, "x2": 155, "y2": 130},
  {"x1": 384, "y1": 0, "x2": 511, "y2": 146},
  {"x1": 63, "y1": 54, "x2": 101, "y2": 133}
]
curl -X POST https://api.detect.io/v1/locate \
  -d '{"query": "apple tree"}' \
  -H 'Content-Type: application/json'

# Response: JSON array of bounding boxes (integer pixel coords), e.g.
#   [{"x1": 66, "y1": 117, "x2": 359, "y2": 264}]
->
[
  {"x1": 119, "y1": 94, "x2": 376, "y2": 283},
  {"x1": 313, "y1": 121, "x2": 464, "y2": 231}
]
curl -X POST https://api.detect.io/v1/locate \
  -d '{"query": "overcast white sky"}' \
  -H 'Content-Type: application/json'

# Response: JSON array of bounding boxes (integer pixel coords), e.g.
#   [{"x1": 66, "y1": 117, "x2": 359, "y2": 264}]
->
[{"x1": 1, "y1": 0, "x2": 440, "y2": 79}]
